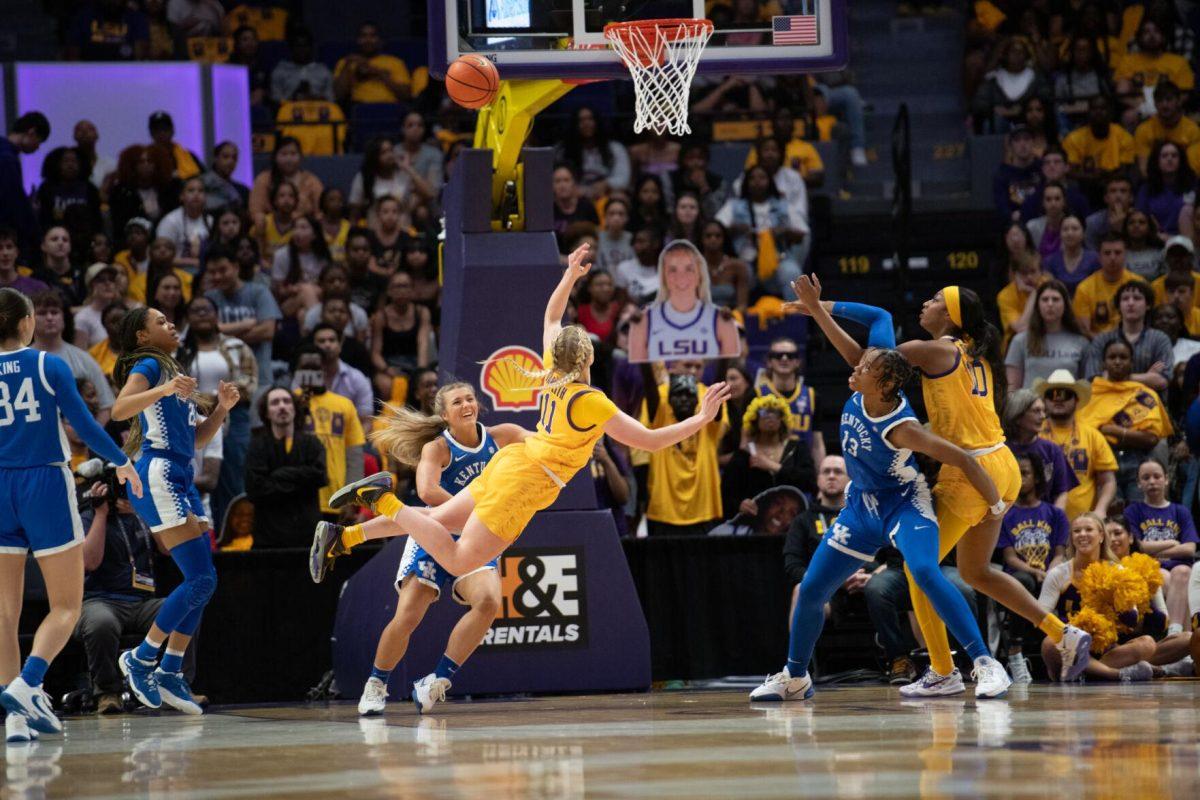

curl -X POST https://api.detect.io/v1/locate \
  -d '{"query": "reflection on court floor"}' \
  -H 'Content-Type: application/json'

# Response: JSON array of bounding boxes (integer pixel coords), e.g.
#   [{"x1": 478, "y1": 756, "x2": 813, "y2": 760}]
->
[{"x1": 5, "y1": 684, "x2": 1200, "y2": 798}]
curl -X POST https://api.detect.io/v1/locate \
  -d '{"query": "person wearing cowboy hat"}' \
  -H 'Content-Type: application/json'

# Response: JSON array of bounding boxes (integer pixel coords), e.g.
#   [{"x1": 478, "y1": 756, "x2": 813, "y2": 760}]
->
[{"x1": 1034, "y1": 369, "x2": 1118, "y2": 520}]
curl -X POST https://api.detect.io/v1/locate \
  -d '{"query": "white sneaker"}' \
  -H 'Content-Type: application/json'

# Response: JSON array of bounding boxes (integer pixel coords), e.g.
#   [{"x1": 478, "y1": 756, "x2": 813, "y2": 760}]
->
[
  {"x1": 358, "y1": 677, "x2": 388, "y2": 716},
  {"x1": 749, "y1": 667, "x2": 813, "y2": 702},
  {"x1": 0, "y1": 678, "x2": 61, "y2": 735},
  {"x1": 851, "y1": 147, "x2": 869, "y2": 167},
  {"x1": 1057, "y1": 625, "x2": 1092, "y2": 682},
  {"x1": 1006, "y1": 654, "x2": 1033, "y2": 685},
  {"x1": 899, "y1": 667, "x2": 966, "y2": 698},
  {"x1": 972, "y1": 657, "x2": 1012, "y2": 698},
  {"x1": 5, "y1": 712, "x2": 37, "y2": 743},
  {"x1": 411, "y1": 674, "x2": 450, "y2": 714},
  {"x1": 1161, "y1": 656, "x2": 1195, "y2": 678},
  {"x1": 1119, "y1": 661, "x2": 1154, "y2": 682}
]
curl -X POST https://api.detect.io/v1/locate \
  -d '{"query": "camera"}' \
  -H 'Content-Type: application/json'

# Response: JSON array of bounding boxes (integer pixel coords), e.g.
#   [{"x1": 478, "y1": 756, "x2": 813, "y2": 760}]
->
[{"x1": 76, "y1": 458, "x2": 126, "y2": 512}]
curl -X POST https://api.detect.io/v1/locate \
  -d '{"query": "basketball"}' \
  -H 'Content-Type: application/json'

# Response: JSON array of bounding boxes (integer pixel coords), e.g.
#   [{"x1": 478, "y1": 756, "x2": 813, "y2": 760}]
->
[{"x1": 446, "y1": 55, "x2": 500, "y2": 109}]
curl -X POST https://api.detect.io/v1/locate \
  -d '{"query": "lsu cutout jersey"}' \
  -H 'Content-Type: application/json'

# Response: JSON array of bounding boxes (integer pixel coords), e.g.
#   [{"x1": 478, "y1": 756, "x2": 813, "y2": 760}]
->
[
  {"x1": 920, "y1": 338, "x2": 1005, "y2": 452},
  {"x1": 644, "y1": 301, "x2": 721, "y2": 361},
  {"x1": 440, "y1": 422, "x2": 499, "y2": 495}
]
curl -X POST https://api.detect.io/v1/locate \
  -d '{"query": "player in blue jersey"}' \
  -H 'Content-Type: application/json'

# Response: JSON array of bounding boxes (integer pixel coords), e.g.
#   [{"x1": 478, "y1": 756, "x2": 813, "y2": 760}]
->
[
  {"x1": 751, "y1": 276, "x2": 1013, "y2": 702},
  {"x1": 0, "y1": 289, "x2": 143, "y2": 742},
  {"x1": 110, "y1": 306, "x2": 239, "y2": 716},
  {"x1": 310, "y1": 382, "x2": 528, "y2": 714}
]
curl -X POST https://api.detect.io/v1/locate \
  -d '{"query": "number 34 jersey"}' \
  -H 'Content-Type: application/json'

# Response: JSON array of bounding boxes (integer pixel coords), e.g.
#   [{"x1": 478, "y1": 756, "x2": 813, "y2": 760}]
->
[
  {"x1": 920, "y1": 337, "x2": 1005, "y2": 452},
  {"x1": 839, "y1": 392, "x2": 924, "y2": 495},
  {"x1": 0, "y1": 347, "x2": 127, "y2": 468}
]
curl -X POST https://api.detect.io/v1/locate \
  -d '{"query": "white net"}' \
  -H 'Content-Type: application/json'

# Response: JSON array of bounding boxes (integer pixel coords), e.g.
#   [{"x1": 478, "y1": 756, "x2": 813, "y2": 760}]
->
[{"x1": 604, "y1": 19, "x2": 714, "y2": 137}]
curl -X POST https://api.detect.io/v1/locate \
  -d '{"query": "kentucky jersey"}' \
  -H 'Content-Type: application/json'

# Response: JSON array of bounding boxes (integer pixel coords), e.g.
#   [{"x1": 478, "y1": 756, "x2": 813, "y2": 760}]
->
[
  {"x1": 645, "y1": 301, "x2": 721, "y2": 361},
  {"x1": 131, "y1": 357, "x2": 197, "y2": 461},
  {"x1": 825, "y1": 392, "x2": 935, "y2": 561},
  {"x1": 839, "y1": 392, "x2": 923, "y2": 494},
  {"x1": 0, "y1": 347, "x2": 126, "y2": 468},
  {"x1": 440, "y1": 422, "x2": 499, "y2": 495},
  {"x1": 920, "y1": 338, "x2": 1005, "y2": 451}
]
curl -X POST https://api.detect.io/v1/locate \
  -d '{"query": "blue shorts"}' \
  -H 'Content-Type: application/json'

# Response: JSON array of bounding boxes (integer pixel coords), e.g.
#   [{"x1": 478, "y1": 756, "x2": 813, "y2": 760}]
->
[
  {"x1": 823, "y1": 483, "x2": 937, "y2": 563},
  {"x1": 0, "y1": 465, "x2": 84, "y2": 557},
  {"x1": 396, "y1": 536, "x2": 498, "y2": 605},
  {"x1": 129, "y1": 455, "x2": 208, "y2": 533}
]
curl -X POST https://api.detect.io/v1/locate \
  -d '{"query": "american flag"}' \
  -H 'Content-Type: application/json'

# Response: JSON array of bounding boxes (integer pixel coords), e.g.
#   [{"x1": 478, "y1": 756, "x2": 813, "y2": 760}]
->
[{"x1": 772, "y1": 11, "x2": 819, "y2": 46}]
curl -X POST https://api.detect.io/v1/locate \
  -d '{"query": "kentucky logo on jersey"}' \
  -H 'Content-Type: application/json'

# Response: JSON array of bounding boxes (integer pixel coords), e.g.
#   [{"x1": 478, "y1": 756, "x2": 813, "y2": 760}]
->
[
  {"x1": 480, "y1": 346, "x2": 544, "y2": 412},
  {"x1": 482, "y1": 547, "x2": 587, "y2": 650}
]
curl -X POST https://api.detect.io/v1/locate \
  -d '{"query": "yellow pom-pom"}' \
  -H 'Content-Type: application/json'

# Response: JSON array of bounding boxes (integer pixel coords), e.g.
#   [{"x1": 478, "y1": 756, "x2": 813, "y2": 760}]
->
[
  {"x1": 1078, "y1": 561, "x2": 1119, "y2": 613},
  {"x1": 1112, "y1": 565, "x2": 1151, "y2": 613},
  {"x1": 1121, "y1": 553, "x2": 1163, "y2": 594},
  {"x1": 1070, "y1": 607, "x2": 1118, "y2": 655}
]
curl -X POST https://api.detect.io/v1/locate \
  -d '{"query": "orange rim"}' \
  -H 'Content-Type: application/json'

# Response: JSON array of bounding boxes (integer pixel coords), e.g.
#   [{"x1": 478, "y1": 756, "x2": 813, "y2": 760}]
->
[{"x1": 603, "y1": 18, "x2": 714, "y2": 43}]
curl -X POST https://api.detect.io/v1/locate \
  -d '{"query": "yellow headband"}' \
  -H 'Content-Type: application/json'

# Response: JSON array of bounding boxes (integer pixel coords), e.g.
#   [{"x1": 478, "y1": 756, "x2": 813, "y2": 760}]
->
[{"x1": 942, "y1": 286, "x2": 963, "y2": 328}]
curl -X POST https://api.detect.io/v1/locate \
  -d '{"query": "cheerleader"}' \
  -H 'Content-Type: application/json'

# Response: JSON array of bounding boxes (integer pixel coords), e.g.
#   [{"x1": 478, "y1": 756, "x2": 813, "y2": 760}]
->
[
  {"x1": 111, "y1": 307, "x2": 239, "y2": 715},
  {"x1": 311, "y1": 382, "x2": 526, "y2": 715},
  {"x1": 1039, "y1": 514, "x2": 1177, "y2": 681},
  {"x1": 0, "y1": 289, "x2": 142, "y2": 741}
]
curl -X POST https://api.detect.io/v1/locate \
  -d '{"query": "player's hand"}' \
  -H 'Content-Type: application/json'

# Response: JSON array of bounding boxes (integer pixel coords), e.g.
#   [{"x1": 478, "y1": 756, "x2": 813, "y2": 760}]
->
[
  {"x1": 697, "y1": 381, "x2": 731, "y2": 422},
  {"x1": 163, "y1": 374, "x2": 197, "y2": 400},
  {"x1": 566, "y1": 242, "x2": 592, "y2": 279},
  {"x1": 116, "y1": 462, "x2": 143, "y2": 498},
  {"x1": 216, "y1": 380, "x2": 240, "y2": 411}
]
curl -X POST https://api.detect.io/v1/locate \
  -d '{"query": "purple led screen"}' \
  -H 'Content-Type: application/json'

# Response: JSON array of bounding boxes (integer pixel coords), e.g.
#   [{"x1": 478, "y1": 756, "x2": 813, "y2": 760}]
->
[
  {"x1": 13, "y1": 63, "x2": 250, "y2": 192},
  {"x1": 211, "y1": 64, "x2": 254, "y2": 185}
]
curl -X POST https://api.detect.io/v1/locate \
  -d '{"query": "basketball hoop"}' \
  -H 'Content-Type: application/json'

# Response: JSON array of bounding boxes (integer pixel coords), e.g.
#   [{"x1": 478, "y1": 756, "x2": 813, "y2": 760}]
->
[{"x1": 603, "y1": 18, "x2": 714, "y2": 137}]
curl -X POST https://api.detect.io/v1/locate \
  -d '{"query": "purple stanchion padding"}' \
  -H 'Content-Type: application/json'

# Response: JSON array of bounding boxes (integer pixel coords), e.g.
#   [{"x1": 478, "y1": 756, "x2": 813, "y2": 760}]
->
[
  {"x1": 332, "y1": 510, "x2": 652, "y2": 699},
  {"x1": 331, "y1": 146, "x2": 651, "y2": 699}
]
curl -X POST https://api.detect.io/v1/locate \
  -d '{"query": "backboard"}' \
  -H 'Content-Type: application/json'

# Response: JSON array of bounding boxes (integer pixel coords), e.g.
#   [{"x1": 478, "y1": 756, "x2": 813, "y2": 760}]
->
[{"x1": 431, "y1": 0, "x2": 848, "y2": 80}]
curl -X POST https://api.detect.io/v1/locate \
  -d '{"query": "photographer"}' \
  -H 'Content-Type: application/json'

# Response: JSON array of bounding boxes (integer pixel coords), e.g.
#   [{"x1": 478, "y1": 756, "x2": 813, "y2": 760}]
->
[{"x1": 73, "y1": 470, "x2": 194, "y2": 714}]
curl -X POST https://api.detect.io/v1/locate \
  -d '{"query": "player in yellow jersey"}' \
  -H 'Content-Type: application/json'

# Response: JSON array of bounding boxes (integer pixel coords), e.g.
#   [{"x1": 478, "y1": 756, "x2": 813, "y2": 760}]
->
[
  {"x1": 312, "y1": 243, "x2": 730, "y2": 578},
  {"x1": 791, "y1": 282, "x2": 1094, "y2": 694},
  {"x1": 895, "y1": 286, "x2": 1094, "y2": 693}
]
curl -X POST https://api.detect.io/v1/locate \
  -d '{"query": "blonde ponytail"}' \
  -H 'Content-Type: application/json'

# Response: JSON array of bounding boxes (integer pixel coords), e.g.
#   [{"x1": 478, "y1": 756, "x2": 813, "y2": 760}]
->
[{"x1": 369, "y1": 381, "x2": 476, "y2": 466}]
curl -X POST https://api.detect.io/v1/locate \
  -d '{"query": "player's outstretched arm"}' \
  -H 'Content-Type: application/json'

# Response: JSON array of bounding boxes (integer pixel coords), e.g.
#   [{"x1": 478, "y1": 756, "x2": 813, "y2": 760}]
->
[
  {"x1": 543, "y1": 243, "x2": 592, "y2": 354},
  {"x1": 603, "y1": 382, "x2": 731, "y2": 451},
  {"x1": 786, "y1": 276, "x2": 897, "y2": 367},
  {"x1": 888, "y1": 421, "x2": 1003, "y2": 516}
]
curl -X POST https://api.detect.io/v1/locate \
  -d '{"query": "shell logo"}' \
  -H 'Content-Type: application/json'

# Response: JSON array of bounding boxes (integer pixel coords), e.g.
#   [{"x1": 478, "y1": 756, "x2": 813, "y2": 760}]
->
[{"x1": 480, "y1": 345, "x2": 544, "y2": 411}]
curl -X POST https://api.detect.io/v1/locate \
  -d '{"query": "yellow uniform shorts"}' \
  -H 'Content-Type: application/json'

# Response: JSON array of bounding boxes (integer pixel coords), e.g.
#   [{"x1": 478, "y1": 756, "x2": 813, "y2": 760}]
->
[
  {"x1": 468, "y1": 442, "x2": 563, "y2": 543},
  {"x1": 932, "y1": 445, "x2": 1021, "y2": 527}
]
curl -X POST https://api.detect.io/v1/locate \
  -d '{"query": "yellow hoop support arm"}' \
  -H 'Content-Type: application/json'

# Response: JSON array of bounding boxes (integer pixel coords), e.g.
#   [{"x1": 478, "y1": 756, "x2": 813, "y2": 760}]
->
[{"x1": 474, "y1": 78, "x2": 575, "y2": 228}]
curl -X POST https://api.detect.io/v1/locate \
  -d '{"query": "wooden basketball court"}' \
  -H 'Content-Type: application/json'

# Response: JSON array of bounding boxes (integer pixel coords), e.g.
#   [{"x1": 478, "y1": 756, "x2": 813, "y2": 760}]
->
[{"x1": 6, "y1": 683, "x2": 1200, "y2": 798}]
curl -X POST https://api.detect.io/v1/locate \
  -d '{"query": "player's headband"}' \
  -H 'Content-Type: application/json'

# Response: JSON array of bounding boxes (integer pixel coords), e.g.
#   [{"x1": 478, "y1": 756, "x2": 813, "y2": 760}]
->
[{"x1": 942, "y1": 286, "x2": 963, "y2": 328}]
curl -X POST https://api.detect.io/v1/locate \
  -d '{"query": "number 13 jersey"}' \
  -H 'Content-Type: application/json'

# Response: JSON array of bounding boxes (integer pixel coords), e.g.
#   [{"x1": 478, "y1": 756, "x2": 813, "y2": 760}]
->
[{"x1": 921, "y1": 337, "x2": 1005, "y2": 452}]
